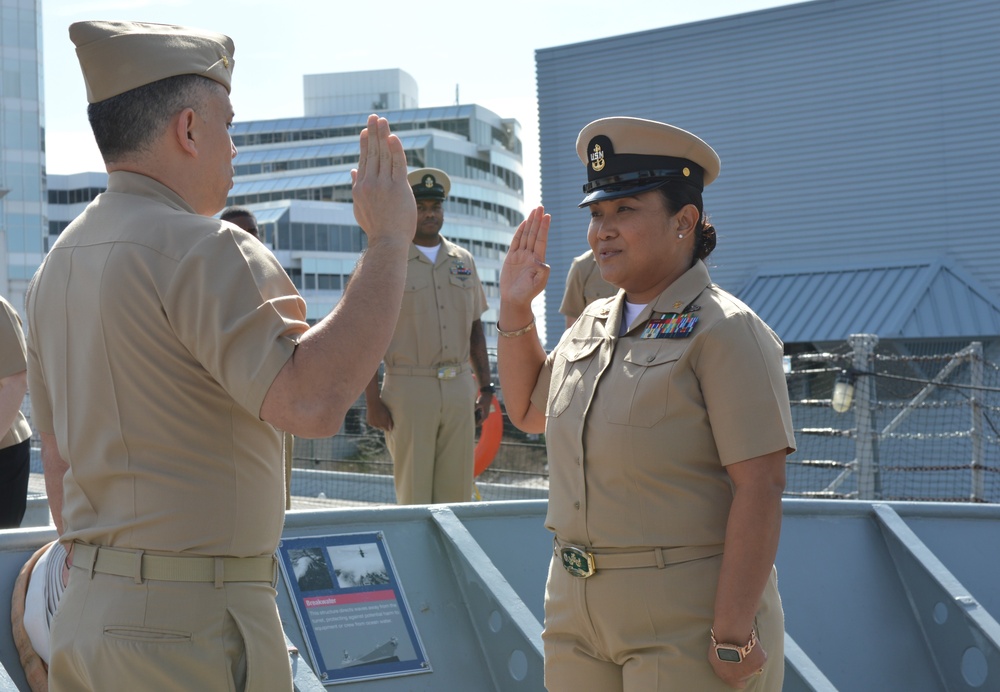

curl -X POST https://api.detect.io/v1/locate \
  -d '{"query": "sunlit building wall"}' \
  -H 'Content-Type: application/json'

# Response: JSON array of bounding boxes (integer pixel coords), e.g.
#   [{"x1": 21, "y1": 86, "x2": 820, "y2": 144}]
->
[{"x1": 0, "y1": 0, "x2": 46, "y2": 315}]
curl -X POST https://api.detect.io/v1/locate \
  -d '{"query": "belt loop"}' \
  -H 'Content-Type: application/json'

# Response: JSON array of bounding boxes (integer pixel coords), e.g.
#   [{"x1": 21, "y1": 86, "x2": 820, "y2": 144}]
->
[
  {"x1": 214, "y1": 557, "x2": 224, "y2": 589},
  {"x1": 76, "y1": 542, "x2": 97, "y2": 579},
  {"x1": 132, "y1": 550, "x2": 144, "y2": 584},
  {"x1": 271, "y1": 554, "x2": 279, "y2": 589},
  {"x1": 654, "y1": 547, "x2": 665, "y2": 569}
]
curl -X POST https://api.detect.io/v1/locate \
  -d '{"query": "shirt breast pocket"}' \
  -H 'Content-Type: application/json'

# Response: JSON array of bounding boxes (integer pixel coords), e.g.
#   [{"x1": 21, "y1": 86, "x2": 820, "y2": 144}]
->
[
  {"x1": 548, "y1": 338, "x2": 602, "y2": 418},
  {"x1": 401, "y1": 273, "x2": 432, "y2": 314},
  {"x1": 448, "y1": 274, "x2": 474, "y2": 290},
  {"x1": 604, "y1": 343, "x2": 685, "y2": 427}
]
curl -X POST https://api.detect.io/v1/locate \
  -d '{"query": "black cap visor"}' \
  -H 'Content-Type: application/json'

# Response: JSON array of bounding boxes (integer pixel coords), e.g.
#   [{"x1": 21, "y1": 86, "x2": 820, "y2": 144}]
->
[{"x1": 578, "y1": 178, "x2": 670, "y2": 207}]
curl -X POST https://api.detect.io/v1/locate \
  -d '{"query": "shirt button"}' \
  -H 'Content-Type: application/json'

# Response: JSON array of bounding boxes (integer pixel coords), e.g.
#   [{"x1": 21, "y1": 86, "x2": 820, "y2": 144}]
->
[
  {"x1": 647, "y1": 355, "x2": 655, "y2": 362},
  {"x1": 574, "y1": 501, "x2": 580, "y2": 510}
]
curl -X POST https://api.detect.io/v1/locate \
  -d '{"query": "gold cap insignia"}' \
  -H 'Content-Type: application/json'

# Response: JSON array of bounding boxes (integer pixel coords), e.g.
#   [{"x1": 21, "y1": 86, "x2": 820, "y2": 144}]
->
[
  {"x1": 590, "y1": 143, "x2": 606, "y2": 172},
  {"x1": 221, "y1": 53, "x2": 229, "y2": 68},
  {"x1": 422, "y1": 175, "x2": 435, "y2": 188}
]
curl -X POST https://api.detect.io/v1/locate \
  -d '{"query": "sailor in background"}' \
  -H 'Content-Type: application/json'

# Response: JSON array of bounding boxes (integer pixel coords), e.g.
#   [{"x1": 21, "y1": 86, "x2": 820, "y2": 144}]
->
[
  {"x1": 559, "y1": 248, "x2": 615, "y2": 329},
  {"x1": 365, "y1": 168, "x2": 494, "y2": 504}
]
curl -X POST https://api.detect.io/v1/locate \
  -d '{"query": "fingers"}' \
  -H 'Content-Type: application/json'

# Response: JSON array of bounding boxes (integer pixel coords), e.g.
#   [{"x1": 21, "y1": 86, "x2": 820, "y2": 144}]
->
[
  {"x1": 532, "y1": 209, "x2": 551, "y2": 261},
  {"x1": 377, "y1": 117, "x2": 392, "y2": 177},
  {"x1": 388, "y1": 133, "x2": 408, "y2": 180},
  {"x1": 511, "y1": 206, "x2": 548, "y2": 253},
  {"x1": 365, "y1": 113, "x2": 379, "y2": 174}
]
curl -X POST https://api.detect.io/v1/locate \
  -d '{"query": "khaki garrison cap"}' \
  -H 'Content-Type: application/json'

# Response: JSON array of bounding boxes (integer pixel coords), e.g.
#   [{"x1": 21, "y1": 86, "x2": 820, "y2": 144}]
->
[
  {"x1": 407, "y1": 168, "x2": 451, "y2": 201},
  {"x1": 70, "y1": 20, "x2": 235, "y2": 104},
  {"x1": 576, "y1": 116, "x2": 721, "y2": 206}
]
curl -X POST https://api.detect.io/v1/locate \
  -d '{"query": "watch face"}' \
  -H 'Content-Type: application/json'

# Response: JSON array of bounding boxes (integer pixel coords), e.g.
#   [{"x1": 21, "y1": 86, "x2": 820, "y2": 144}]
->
[{"x1": 716, "y1": 647, "x2": 743, "y2": 663}]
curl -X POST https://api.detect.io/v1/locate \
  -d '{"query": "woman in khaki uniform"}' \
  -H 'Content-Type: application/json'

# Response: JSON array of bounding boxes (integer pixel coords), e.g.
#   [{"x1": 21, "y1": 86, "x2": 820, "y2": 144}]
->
[{"x1": 498, "y1": 117, "x2": 795, "y2": 691}]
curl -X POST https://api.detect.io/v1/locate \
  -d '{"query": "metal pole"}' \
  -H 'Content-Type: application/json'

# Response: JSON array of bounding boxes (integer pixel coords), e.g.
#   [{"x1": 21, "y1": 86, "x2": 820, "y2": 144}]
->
[
  {"x1": 970, "y1": 342, "x2": 984, "y2": 501},
  {"x1": 850, "y1": 334, "x2": 880, "y2": 500}
]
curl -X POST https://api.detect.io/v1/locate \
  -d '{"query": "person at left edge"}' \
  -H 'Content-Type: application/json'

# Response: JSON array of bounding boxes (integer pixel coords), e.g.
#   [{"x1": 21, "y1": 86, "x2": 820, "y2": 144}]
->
[
  {"x1": 364, "y1": 167, "x2": 494, "y2": 504},
  {"x1": 0, "y1": 293, "x2": 31, "y2": 529},
  {"x1": 26, "y1": 20, "x2": 415, "y2": 692}
]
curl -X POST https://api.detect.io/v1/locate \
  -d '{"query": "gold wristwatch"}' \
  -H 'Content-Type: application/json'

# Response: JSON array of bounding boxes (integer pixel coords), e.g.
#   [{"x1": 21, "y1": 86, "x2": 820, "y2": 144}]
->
[{"x1": 711, "y1": 627, "x2": 758, "y2": 663}]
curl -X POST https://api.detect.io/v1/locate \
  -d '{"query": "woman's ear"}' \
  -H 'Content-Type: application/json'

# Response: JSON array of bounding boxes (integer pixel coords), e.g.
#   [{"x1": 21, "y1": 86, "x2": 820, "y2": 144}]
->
[{"x1": 675, "y1": 203, "x2": 700, "y2": 236}]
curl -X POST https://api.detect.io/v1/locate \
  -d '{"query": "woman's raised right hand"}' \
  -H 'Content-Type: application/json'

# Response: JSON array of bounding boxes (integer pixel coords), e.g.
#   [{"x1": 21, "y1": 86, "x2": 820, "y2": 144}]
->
[{"x1": 500, "y1": 206, "x2": 552, "y2": 307}]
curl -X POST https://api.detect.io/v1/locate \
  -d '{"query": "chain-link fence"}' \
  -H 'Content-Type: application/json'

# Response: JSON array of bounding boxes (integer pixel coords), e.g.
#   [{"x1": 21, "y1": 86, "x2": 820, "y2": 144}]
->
[
  {"x1": 786, "y1": 335, "x2": 1000, "y2": 503},
  {"x1": 26, "y1": 335, "x2": 1000, "y2": 508}
]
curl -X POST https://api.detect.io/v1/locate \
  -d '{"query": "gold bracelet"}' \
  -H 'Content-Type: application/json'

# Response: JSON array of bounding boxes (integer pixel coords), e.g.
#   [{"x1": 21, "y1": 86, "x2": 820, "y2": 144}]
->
[{"x1": 497, "y1": 318, "x2": 535, "y2": 338}]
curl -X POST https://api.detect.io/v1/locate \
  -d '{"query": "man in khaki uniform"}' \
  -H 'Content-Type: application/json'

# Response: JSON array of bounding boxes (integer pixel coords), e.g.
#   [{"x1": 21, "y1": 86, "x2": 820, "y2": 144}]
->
[
  {"x1": 26, "y1": 20, "x2": 415, "y2": 691},
  {"x1": 365, "y1": 168, "x2": 494, "y2": 504},
  {"x1": 0, "y1": 293, "x2": 31, "y2": 528},
  {"x1": 558, "y1": 248, "x2": 616, "y2": 329}
]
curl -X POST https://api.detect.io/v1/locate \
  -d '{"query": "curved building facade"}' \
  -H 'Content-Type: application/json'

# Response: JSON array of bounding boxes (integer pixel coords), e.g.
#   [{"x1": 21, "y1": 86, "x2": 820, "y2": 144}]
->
[{"x1": 225, "y1": 70, "x2": 524, "y2": 336}]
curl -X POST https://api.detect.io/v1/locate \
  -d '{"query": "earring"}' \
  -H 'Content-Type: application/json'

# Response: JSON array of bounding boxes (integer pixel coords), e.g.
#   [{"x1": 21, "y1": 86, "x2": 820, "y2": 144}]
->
[{"x1": 677, "y1": 233, "x2": 684, "y2": 239}]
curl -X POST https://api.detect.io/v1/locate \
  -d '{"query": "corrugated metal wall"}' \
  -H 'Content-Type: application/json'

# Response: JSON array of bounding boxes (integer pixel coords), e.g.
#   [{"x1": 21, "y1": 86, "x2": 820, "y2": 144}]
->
[{"x1": 536, "y1": 0, "x2": 1000, "y2": 348}]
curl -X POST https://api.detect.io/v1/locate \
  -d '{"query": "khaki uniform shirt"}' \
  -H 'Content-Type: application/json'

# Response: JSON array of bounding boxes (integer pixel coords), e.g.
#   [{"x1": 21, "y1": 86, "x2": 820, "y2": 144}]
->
[
  {"x1": 26, "y1": 172, "x2": 308, "y2": 557},
  {"x1": 383, "y1": 238, "x2": 487, "y2": 368},
  {"x1": 533, "y1": 260, "x2": 795, "y2": 549},
  {"x1": 0, "y1": 295, "x2": 31, "y2": 449},
  {"x1": 559, "y1": 249, "x2": 617, "y2": 320}
]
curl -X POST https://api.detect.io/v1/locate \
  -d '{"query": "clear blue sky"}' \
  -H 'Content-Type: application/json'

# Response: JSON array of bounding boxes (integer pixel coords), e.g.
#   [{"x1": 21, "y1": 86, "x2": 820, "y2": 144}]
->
[{"x1": 42, "y1": 0, "x2": 811, "y2": 208}]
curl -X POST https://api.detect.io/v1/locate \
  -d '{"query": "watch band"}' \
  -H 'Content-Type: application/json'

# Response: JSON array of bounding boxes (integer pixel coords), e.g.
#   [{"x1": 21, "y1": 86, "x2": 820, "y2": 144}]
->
[{"x1": 710, "y1": 627, "x2": 758, "y2": 663}]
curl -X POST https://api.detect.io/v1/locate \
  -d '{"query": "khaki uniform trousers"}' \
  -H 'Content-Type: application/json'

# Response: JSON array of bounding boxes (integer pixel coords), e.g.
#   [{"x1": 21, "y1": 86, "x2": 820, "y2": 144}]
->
[
  {"x1": 382, "y1": 371, "x2": 476, "y2": 504},
  {"x1": 542, "y1": 552, "x2": 784, "y2": 692},
  {"x1": 49, "y1": 563, "x2": 292, "y2": 691}
]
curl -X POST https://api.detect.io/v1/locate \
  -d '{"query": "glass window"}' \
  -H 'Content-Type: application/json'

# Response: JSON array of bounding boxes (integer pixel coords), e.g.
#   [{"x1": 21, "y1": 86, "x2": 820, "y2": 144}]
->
[{"x1": 2, "y1": 69, "x2": 20, "y2": 98}]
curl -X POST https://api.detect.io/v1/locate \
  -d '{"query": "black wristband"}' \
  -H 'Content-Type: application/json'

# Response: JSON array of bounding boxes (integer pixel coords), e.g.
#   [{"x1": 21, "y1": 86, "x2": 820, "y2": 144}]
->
[{"x1": 480, "y1": 383, "x2": 496, "y2": 394}]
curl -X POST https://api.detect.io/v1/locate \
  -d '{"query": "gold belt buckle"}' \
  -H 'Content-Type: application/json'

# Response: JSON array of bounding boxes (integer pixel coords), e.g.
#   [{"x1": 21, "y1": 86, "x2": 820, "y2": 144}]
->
[
  {"x1": 560, "y1": 546, "x2": 596, "y2": 578},
  {"x1": 437, "y1": 366, "x2": 458, "y2": 380}
]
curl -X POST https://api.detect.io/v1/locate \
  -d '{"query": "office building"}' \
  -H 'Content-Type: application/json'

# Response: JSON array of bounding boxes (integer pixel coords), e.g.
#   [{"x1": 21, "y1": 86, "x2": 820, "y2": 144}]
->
[
  {"x1": 0, "y1": 0, "x2": 45, "y2": 314},
  {"x1": 225, "y1": 69, "x2": 524, "y2": 332},
  {"x1": 536, "y1": 0, "x2": 1000, "y2": 349}
]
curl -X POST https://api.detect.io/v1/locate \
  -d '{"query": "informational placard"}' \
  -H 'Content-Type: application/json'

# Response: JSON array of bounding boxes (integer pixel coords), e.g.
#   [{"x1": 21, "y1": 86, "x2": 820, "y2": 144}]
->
[{"x1": 277, "y1": 532, "x2": 430, "y2": 685}]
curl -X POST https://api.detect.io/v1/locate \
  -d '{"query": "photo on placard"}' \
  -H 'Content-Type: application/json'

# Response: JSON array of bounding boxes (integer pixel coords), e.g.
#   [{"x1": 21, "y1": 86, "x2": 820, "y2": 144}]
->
[
  {"x1": 329, "y1": 543, "x2": 389, "y2": 587},
  {"x1": 289, "y1": 546, "x2": 335, "y2": 592}
]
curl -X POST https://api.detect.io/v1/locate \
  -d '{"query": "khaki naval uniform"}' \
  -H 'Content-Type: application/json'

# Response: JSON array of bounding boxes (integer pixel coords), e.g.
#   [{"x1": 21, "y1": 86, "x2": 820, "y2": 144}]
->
[
  {"x1": 380, "y1": 238, "x2": 487, "y2": 504},
  {"x1": 532, "y1": 260, "x2": 795, "y2": 692},
  {"x1": 26, "y1": 171, "x2": 308, "y2": 691},
  {"x1": 0, "y1": 295, "x2": 31, "y2": 528},
  {"x1": 559, "y1": 248, "x2": 617, "y2": 322}
]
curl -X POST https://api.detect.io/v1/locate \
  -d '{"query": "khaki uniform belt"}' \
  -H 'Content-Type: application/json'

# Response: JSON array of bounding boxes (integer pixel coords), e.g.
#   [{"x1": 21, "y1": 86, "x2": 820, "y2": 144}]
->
[
  {"x1": 384, "y1": 363, "x2": 471, "y2": 379},
  {"x1": 554, "y1": 537, "x2": 724, "y2": 576},
  {"x1": 72, "y1": 542, "x2": 277, "y2": 585}
]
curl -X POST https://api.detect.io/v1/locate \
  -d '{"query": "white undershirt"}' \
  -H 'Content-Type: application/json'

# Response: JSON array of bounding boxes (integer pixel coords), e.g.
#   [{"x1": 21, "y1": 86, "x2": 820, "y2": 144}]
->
[
  {"x1": 416, "y1": 244, "x2": 440, "y2": 263},
  {"x1": 621, "y1": 300, "x2": 648, "y2": 336}
]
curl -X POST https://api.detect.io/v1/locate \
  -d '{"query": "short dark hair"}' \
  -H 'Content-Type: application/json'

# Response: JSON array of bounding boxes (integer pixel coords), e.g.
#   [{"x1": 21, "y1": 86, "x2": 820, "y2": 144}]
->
[
  {"x1": 87, "y1": 74, "x2": 215, "y2": 162},
  {"x1": 220, "y1": 206, "x2": 256, "y2": 223},
  {"x1": 220, "y1": 206, "x2": 259, "y2": 238},
  {"x1": 657, "y1": 184, "x2": 716, "y2": 264}
]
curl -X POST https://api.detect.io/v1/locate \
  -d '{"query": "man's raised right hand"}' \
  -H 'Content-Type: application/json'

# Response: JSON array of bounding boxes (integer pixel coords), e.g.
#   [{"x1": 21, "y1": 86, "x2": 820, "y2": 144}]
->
[{"x1": 351, "y1": 114, "x2": 416, "y2": 244}]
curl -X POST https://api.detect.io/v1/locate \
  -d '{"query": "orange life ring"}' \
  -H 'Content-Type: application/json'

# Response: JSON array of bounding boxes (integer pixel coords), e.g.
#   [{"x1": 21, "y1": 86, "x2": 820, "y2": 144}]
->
[{"x1": 474, "y1": 398, "x2": 503, "y2": 477}]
